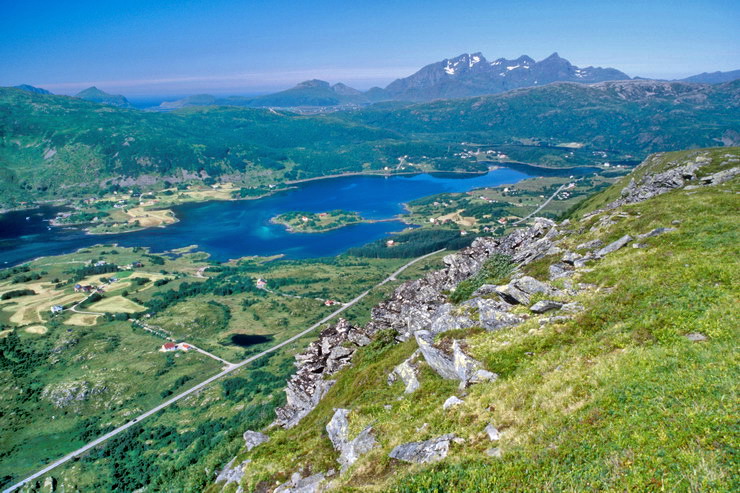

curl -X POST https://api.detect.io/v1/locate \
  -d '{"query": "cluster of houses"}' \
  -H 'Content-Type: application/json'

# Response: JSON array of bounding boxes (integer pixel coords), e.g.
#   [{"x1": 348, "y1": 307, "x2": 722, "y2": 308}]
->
[{"x1": 160, "y1": 342, "x2": 191, "y2": 352}]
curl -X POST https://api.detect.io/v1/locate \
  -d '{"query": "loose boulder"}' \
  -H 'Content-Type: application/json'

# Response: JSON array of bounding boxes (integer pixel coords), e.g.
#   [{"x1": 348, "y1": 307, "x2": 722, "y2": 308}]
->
[
  {"x1": 530, "y1": 300, "x2": 563, "y2": 313},
  {"x1": 389, "y1": 434, "x2": 456, "y2": 464},
  {"x1": 387, "y1": 350, "x2": 421, "y2": 393},
  {"x1": 443, "y1": 396, "x2": 464, "y2": 410},
  {"x1": 242, "y1": 430, "x2": 269, "y2": 451},
  {"x1": 326, "y1": 408, "x2": 376, "y2": 470},
  {"x1": 595, "y1": 235, "x2": 633, "y2": 257}
]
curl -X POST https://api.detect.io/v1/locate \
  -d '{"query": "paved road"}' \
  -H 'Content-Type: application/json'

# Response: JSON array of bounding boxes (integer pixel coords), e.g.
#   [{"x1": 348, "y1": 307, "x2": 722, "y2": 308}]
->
[
  {"x1": 512, "y1": 183, "x2": 568, "y2": 226},
  {"x1": 3, "y1": 249, "x2": 444, "y2": 493}
]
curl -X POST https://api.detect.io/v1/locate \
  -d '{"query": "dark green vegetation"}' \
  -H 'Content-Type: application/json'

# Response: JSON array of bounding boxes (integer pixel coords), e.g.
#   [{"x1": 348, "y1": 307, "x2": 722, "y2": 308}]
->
[
  {"x1": 346, "y1": 228, "x2": 474, "y2": 258},
  {"x1": 219, "y1": 148, "x2": 738, "y2": 491},
  {"x1": 2, "y1": 79, "x2": 738, "y2": 208}
]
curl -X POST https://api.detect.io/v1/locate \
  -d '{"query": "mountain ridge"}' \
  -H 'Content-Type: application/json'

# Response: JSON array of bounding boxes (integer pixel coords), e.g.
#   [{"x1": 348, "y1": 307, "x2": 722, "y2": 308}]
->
[{"x1": 74, "y1": 86, "x2": 133, "y2": 108}]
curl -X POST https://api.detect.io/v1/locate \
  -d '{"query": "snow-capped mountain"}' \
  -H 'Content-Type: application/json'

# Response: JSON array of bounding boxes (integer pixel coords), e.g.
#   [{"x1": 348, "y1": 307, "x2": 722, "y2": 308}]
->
[{"x1": 383, "y1": 52, "x2": 631, "y2": 101}]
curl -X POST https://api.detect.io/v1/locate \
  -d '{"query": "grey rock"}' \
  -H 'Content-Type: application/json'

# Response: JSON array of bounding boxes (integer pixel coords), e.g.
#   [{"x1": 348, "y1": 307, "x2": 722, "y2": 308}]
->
[
  {"x1": 368, "y1": 218, "x2": 560, "y2": 340},
  {"x1": 216, "y1": 458, "x2": 251, "y2": 485},
  {"x1": 608, "y1": 159, "x2": 701, "y2": 209},
  {"x1": 471, "y1": 284, "x2": 499, "y2": 296},
  {"x1": 347, "y1": 328, "x2": 372, "y2": 347},
  {"x1": 243, "y1": 430, "x2": 269, "y2": 451},
  {"x1": 443, "y1": 396, "x2": 464, "y2": 410},
  {"x1": 275, "y1": 472, "x2": 326, "y2": 493},
  {"x1": 562, "y1": 251, "x2": 583, "y2": 265},
  {"x1": 495, "y1": 284, "x2": 530, "y2": 305},
  {"x1": 560, "y1": 302, "x2": 584, "y2": 313},
  {"x1": 530, "y1": 300, "x2": 563, "y2": 313},
  {"x1": 464, "y1": 298, "x2": 522, "y2": 331},
  {"x1": 514, "y1": 276, "x2": 557, "y2": 296},
  {"x1": 595, "y1": 235, "x2": 632, "y2": 257},
  {"x1": 685, "y1": 332, "x2": 708, "y2": 342},
  {"x1": 484, "y1": 424, "x2": 500, "y2": 441},
  {"x1": 326, "y1": 409, "x2": 351, "y2": 451},
  {"x1": 453, "y1": 340, "x2": 485, "y2": 387},
  {"x1": 700, "y1": 166, "x2": 740, "y2": 185},
  {"x1": 275, "y1": 319, "x2": 371, "y2": 429},
  {"x1": 470, "y1": 369, "x2": 498, "y2": 383},
  {"x1": 637, "y1": 227, "x2": 676, "y2": 239},
  {"x1": 388, "y1": 350, "x2": 421, "y2": 393},
  {"x1": 575, "y1": 239, "x2": 604, "y2": 251},
  {"x1": 415, "y1": 331, "x2": 458, "y2": 380},
  {"x1": 389, "y1": 434, "x2": 456, "y2": 464},
  {"x1": 549, "y1": 262, "x2": 574, "y2": 280},
  {"x1": 326, "y1": 408, "x2": 376, "y2": 470},
  {"x1": 485, "y1": 447, "x2": 503, "y2": 458},
  {"x1": 429, "y1": 303, "x2": 477, "y2": 335},
  {"x1": 415, "y1": 332, "x2": 493, "y2": 386},
  {"x1": 573, "y1": 256, "x2": 595, "y2": 268}
]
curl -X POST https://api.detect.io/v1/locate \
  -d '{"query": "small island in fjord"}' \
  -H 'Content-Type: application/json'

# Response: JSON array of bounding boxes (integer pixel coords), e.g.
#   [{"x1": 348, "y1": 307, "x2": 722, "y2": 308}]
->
[{"x1": 271, "y1": 210, "x2": 363, "y2": 233}]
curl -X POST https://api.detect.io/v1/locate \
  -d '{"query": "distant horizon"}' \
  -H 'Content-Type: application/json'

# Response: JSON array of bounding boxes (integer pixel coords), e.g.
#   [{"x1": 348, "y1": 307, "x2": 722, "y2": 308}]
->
[
  {"x1": 2, "y1": 1, "x2": 738, "y2": 97},
  {"x1": 9, "y1": 51, "x2": 740, "y2": 101}
]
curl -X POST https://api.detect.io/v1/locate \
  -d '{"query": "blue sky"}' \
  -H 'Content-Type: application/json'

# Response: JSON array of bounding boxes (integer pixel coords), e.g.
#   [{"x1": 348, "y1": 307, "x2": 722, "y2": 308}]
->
[{"x1": 1, "y1": 0, "x2": 738, "y2": 96}]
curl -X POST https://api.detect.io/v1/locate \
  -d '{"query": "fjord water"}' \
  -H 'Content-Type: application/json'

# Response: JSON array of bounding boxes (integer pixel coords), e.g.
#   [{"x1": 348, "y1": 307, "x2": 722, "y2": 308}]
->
[{"x1": 2, "y1": 168, "x2": 558, "y2": 266}]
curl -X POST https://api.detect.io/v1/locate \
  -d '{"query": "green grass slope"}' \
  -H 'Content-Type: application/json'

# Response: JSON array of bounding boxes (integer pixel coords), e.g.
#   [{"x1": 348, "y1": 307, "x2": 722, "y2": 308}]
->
[{"x1": 222, "y1": 148, "x2": 738, "y2": 492}]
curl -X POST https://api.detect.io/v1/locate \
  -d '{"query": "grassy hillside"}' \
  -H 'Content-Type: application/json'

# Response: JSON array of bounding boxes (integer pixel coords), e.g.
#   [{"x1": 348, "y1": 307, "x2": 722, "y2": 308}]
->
[{"x1": 217, "y1": 148, "x2": 738, "y2": 492}]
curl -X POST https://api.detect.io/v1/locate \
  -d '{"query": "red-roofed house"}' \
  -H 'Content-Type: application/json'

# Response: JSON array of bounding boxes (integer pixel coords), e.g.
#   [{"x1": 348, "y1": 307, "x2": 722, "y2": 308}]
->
[{"x1": 162, "y1": 342, "x2": 177, "y2": 351}]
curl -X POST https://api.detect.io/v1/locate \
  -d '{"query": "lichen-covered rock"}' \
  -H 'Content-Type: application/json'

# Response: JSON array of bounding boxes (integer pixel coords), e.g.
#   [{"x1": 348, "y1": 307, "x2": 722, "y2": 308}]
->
[
  {"x1": 242, "y1": 430, "x2": 269, "y2": 451},
  {"x1": 415, "y1": 331, "x2": 458, "y2": 380},
  {"x1": 637, "y1": 227, "x2": 676, "y2": 239},
  {"x1": 549, "y1": 262, "x2": 575, "y2": 280},
  {"x1": 215, "y1": 458, "x2": 250, "y2": 486},
  {"x1": 530, "y1": 300, "x2": 563, "y2": 313},
  {"x1": 275, "y1": 471, "x2": 326, "y2": 493},
  {"x1": 368, "y1": 219, "x2": 559, "y2": 340},
  {"x1": 443, "y1": 396, "x2": 464, "y2": 410},
  {"x1": 576, "y1": 239, "x2": 604, "y2": 251},
  {"x1": 387, "y1": 350, "x2": 421, "y2": 393},
  {"x1": 389, "y1": 434, "x2": 456, "y2": 464},
  {"x1": 325, "y1": 408, "x2": 376, "y2": 470},
  {"x1": 41, "y1": 380, "x2": 108, "y2": 408},
  {"x1": 484, "y1": 423, "x2": 500, "y2": 441},
  {"x1": 429, "y1": 303, "x2": 477, "y2": 335},
  {"x1": 595, "y1": 235, "x2": 632, "y2": 257},
  {"x1": 464, "y1": 298, "x2": 522, "y2": 331},
  {"x1": 415, "y1": 332, "x2": 496, "y2": 386},
  {"x1": 274, "y1": 319, "x2": 372, "y2": 429}
]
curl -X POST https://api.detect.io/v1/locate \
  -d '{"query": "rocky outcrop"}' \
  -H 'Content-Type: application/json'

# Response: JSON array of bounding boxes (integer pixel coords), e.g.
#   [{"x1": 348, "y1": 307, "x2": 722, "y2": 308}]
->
[
  {"x1": 494, "y1": 275, "x2": 560, "y2": 305},
  {"x1": 369, "y1": 218, "x2": 560, "y2": 340},
  {"x1": 387, "y1": 351, "x2": 421, "y2": 393},
  {"x1": 243, "y1": 430, "x2": 269, "y2": 451},
  {"x1": 274, "y1": 319, "x2": 372, "y2": 429},
  {"x1": 215, "y1": 458, "x2": 250, "y2": 488},
  {"x1": 41, "y1": 380, "x2": 108, "y2": 408},
  {"x1": 274, "y1": 472, "x2": 326, "y2": 493},
  {"x1": 389, "y1": 434, "x2": 456, "y2": 464},
  {"x1": 326, "y1": 408, "x2": 376, "y2": 470},
  {"x1": 415, "y1": 331, "x2": 496, "y2": 387}
]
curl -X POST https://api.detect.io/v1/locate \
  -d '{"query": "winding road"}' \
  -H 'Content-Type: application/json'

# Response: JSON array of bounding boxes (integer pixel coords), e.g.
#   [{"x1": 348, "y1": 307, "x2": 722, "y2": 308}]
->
[{"x1": 3, "y1": 249, "x2": 445, "y2": 493}]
